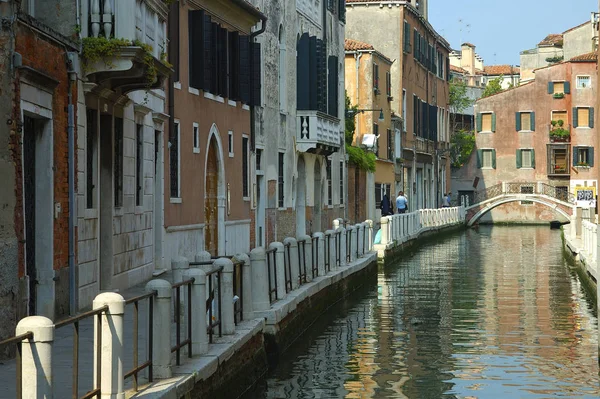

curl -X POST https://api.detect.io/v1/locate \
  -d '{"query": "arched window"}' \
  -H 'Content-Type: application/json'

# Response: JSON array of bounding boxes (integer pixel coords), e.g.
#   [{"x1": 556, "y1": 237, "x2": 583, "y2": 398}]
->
[{"x1": 279, "y1": 25, "x2": 286, "y2": 113}]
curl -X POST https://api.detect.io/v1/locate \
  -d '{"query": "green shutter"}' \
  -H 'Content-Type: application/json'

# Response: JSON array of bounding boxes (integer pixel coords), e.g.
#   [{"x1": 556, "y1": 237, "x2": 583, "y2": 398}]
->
[
  {"x1": 573, "y1": 107, "x2": 578, "y2": 128},
  {"x1": 531, "y1": 149, "x2": 536, "y2": 169},
  {"x1": 530, "y1": 112, "x2": 535, "y2": 131},
  {"x1": 589, "y1": 107, "x2": 594, "y2": 128},
  {"x1": 492, "y1": 149, "x2": 497, "y2": 169},
  {"x1": 516, "y1": 149, "x2": 522, "y2": 168},
  {"x1": 589, "y1": 147, "x2": 594, "y2": 167},
  {"x1": 548, "y1": 81, "x2": 554, "y2": 94},
  {"x1": 564, "y1": 81, "x2": 570, "y2": 94},
  {"x1": 491, "y1": 113, "x2": 496, "y2": 132},
  {"x1": 515, "y1": 112, "x2": 521, "y2": 131},
  {"x1": 476, "y1": 113, "x2": 482, "y2": 132},
  {"x1": 573, "y1": 147, "x2": 579, "y2": 166},
  {"x1": 476, "y1": 149, "x2": 482, "y2": 168}
]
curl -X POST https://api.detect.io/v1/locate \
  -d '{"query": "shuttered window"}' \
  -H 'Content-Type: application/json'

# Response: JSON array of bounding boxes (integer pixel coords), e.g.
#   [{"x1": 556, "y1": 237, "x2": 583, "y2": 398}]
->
[
  {"x1": 477, "y1": 149, "x2": 496, "y2": 169},
  {"x1": 135, "y1": 124, "x2": 144, "y2": 207},
  {"x1": 239, "y1": 35, "x2": 250, "y2": 104},
  {"x1": 251, "y1": 42, "x2": 262, "y2": 106},
  {"x1": 339, "y1": 161, "x2": 344, "y2": 205},
  {"x1": 553, "y1": 82, "x2": 565, "y2": 94},
  {"x1": 481, "y1": 113, "x2": 492, "y2": 132},
  {"x1": 242, "y1": 137, "x2": 249, "y2": 198},
  {"x1": 326, "y1": 159, "x2": 332, "y2": 206},
  {"x1": 574, "y1": 107, "x2": 594, "y2": 128},
  {"x1": 373, "y1": 63, "x2": 380, "y2": 92},
  {"x1": 387, "y1": 129, "x2": 393, "y2": 160},
  {"x1": 482, "y1": 150, "x2": 493, "y2": 168},
  {"x1": 403, "y1": 21, "x2": 411, "y2": 53},
  {"x1": 278, "y1": 153, "x2": 284, "y2": 208},
  {"x1": 552, "y1": 111, "x2": 567, "y2": 125},
  {"x1": 328, "y1": 56, "x2": 339, "y2": 117},
  {"x1": 386, "y1": 71, "x2": 391, "y2": 98},
  {"x1": 170, "y1": 121, "x2": 180, "y2": 198},
  {"x1": 573, "y1": 146, "x2": 594, "y2": 166}
]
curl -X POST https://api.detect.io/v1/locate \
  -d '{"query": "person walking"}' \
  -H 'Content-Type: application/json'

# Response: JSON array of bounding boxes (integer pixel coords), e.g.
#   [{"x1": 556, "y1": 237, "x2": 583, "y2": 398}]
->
[
  {"x1": 442, "y1": 193, "x2": 451, "y2": 207},
  {"x1": 396, "y1": 191, "x2": 408, "y2": 214},
  {"x1": 381, "y1": 194, "x2": 392, "y2": 216}
]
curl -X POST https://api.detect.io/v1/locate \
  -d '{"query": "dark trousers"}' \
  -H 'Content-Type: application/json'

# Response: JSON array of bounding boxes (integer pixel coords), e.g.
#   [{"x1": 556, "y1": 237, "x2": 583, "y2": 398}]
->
[{"x1": 398, "y1": 208, "x2": 407, "y2": 214}]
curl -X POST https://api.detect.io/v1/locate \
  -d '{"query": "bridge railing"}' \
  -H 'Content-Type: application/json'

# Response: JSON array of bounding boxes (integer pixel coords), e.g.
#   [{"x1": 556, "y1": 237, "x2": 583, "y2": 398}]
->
[{"x1": 471, "y1": 182, "x2": 575, "y2": 206}]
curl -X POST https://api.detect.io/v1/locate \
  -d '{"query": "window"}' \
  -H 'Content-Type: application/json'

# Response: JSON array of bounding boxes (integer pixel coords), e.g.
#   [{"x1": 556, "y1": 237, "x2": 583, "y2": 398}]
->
[
  {"x1": 548, "y1": 81, "x2": 570, "y2": 95},
  {"x1": 516, "y1": 111, "x2": 535, "y2": 131},
  {"x1": 136, "y1": 124, "x2": 144, "y2": 207},
  {"x1": 547, "y1": 145, "x2": 569, "y2": 176},
  {"x1": 339, "y1": 161, "x2": 344, "y2": 205},
  {"x1": 403, "y1": 21, "x2": 411, "y2": 53},
  {"x1": 552, "y1": 110, "x2": 567, "y2": 123},
  {"x1": 573, "y1": 146, "x2": 594, "y2": 167},
  {"x1": 402, "y1": 90, "x2": 407, "y2": 131},
  {"x1": 328, "y1": 56, "x2": 339, "y2": 117},
  {"x1": 278, "y1": 152, "x2": 284, "y2": 208},
  {"x1": 86, "y1": 109, "x2": 97, "y2": 209},
  {"x1": 242, "y1": 136, "x2": 249, "y2": 198},
  {"x1": 386, "y1": 71, "x2": 392, "y2": 99},
  {"x1": 193, "y1": 123, "x2": 200, "y2": 153},
  {"x1": 387, "y1": 129, "x2": 393, "y2": 160},
  {"x1": 574, "y1": 107, "x2": 594, "y2": 128},
  {"x1": 577, "y1": 76, "x2": 591, "y2": 89},
  {"x1": 375, "y1": 183, "x2": 383, "y2": 208},
  {"x1": 477, "y1": 149, "x2": 496, "y2": 169},
  {"x1": 114, "y1": 118, "x2": 124, "y2": 207},
  {"x1": 279, "y1": 25, "x2": 287, "y2": 112},
  {"x1": 413, "y1": 94, "x2": 418, "y2": 135},
  {"x1": 516, "y1": 149, "x2": 535, "y2": 169},
  {"x1": 170, "y1": 121, "x2": 180, "y2": 198},
  {"x1": 256, "y1": 148, "x2": 263, "y2": 171},
  {"x1": 296, "y1": 33, "x2": 327, "y2": 112},
  {"x1": 326, "y1": 159, "x2": 332, "y2": 206},
  {"x1": 338, "y1": 0, "x2": 346, "y2": 22},
  {"x1": 373, "y1": 63, "x2": 380, "y2": 93},
  {"x1": 520, "y1": 185, "x2": 534, "y2": 205},
  {"x1": 228, "y1": 131, "x2": 234, "y2": 157},
  {"x1": 476, "y1": 112, "x2": 495, "y2": 132}
]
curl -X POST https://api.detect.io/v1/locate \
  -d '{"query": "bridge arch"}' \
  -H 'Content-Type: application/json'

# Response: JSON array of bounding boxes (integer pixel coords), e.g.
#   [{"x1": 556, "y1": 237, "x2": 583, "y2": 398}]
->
[{"x1": 467, "y1": 196, "x2": 572, "y2": 226}]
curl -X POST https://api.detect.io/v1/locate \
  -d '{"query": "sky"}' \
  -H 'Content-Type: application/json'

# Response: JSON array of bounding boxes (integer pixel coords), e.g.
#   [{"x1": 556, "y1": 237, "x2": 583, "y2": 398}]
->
[{"x1": 429, "y1": 0, "x2": 599, "y2": 66}]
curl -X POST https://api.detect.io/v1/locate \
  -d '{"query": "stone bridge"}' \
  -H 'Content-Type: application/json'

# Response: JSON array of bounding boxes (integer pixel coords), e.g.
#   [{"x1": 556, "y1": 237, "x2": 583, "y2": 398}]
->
[{"x1": 465, "y1": 182, "x2": 575, "y2": 226}]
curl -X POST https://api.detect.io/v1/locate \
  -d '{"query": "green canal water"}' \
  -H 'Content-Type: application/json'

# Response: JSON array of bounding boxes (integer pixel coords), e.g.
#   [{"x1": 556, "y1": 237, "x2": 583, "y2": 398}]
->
[{"x1": 249, "y1": 226, "x2": 599, "y2": 399}]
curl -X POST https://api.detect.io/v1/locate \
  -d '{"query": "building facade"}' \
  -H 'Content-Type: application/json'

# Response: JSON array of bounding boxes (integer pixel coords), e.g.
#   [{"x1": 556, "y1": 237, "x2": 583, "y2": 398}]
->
[
  {"x1": 346, "y1": 0, "x2": 452, "y2": 210},
  {"x1": 247, "y1": 0, "x2": 347, "y2": 243},
  {"x1": 344, "y1": 39, "x2": 396, "y2": 221},
  {"x1": 453, "y1": 56, "x2": 597, "y2": 223},
  {"x1": 164, "y1": 0, "x2": 264, "y2": 260}
]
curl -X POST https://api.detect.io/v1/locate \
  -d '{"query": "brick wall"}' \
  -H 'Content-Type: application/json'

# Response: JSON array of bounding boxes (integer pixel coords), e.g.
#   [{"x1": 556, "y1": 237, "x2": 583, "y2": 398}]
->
[{"x1": 347, "y1": 164, "x2": 368, "y2": 224}]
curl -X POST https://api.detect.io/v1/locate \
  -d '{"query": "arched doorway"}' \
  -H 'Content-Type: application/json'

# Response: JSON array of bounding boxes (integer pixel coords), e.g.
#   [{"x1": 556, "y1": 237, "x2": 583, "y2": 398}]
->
[
  {"x1": 313, "y1": 160, "x2": 322, "y2": 233},
  {"x1": 205, "y1": 139, "x2": 220, "y2": 256},
  {"x1": 296, "y1": 156, "x2": 306, "y2": 237}
]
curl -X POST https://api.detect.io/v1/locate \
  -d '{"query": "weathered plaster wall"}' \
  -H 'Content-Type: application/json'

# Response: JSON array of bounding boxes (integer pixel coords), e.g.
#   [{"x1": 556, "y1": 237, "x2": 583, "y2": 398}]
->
[{"x1": 563, "y1": 22, "x2": 595, "y2": 62}]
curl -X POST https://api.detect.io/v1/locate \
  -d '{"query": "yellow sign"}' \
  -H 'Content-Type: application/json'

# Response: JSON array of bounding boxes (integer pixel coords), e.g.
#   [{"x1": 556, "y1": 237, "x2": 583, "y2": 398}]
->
[{"x1": 574, "y1": 186, "x2": 596, "y2": 201}]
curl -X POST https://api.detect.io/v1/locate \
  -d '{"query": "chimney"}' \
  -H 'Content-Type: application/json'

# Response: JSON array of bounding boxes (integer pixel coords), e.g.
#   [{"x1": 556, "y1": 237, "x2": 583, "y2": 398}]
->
[
  {"x1": 461, "y1": 43, "x2": 475, "y2": 75},
  {"x1": 414, "y1": 0, "x2": 428, "y2": 20}
]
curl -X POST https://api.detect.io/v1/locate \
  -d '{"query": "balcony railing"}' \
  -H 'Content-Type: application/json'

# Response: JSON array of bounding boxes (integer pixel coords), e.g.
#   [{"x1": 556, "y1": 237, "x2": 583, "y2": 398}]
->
[
  {"x1": 548, "y1": 123, "x2": 571, "y2": 143},
  {"x1": 297, "y1": 110, "x2": 341, "y2": 155},
  {"x1": 415, "y1": 137, "x2": 435, "y2": 155}
]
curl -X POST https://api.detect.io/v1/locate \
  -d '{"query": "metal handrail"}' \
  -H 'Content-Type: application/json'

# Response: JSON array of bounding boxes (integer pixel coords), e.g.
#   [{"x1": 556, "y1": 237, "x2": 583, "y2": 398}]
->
[
  {"x1": 324, "y1": 233, "x2": 331, "y2": 272},
  {"x1": 298, "y1": 239, "x2": 307, "y2": 284},
  {"x1": 335, "y1": 231, "x2": 341, "y2": 267},
  {"x1": 232, "y1": 260, "x2": 244, "y2": 325},
  {"x1": 54, "y1": 305, "x2": 109, "y2": 399},
  {"x1": 311, "y1": 236, "x2": 319, "y2": 279},
  {"x1": 206, "y1": 265, "x2": 223, "y2": 343},
  {"x1": 0, "y1": 332, "x2": 33, "y2": 399},
  {"x1": 266, "y1": 248, "x2": 278, "y2": 303},
  {"x1": 171, "y1": 278, "x2": 195, "y2": 365},
  {"x1": 123, "y1": 290, "x2": 157, "y2": 391},
  {"x1": 283, "y1": 243, "x2": 293, "y2": 293}
]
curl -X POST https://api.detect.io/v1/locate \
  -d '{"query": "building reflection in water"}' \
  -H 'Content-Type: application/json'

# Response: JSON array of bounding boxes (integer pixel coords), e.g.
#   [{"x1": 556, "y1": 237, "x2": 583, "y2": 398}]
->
[{"x1": 257, "y1": 227, "x2": 598, "y2": 399}]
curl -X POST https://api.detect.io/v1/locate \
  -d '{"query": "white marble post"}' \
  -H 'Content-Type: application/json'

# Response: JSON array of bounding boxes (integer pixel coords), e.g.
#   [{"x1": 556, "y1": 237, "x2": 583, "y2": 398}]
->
[
  {"x1": 380, "y1": 217, "x2": 389, "y2": 246},
  {"x1": 215, "y1": 258, "x2": 235, "y2": 335},
  {"x1": 181, "y1": 268, "x2": 208, "y2": 355},
  {"x1": 325, "y1": 230, "x2": 336, "y2": 271},
  {"x1": 16, "y1": 316, "x2": 54, "y2": 398},
  {"x1": 145, "y1": 279, "x2": 172, "y2": 378},
  {"x1": 313, "y1": 232, "x2": 326, "y2": 276},
  {"x1": 299, "y1": 234, "x2": 313, "y2": 282},
  {"x1": 234, "y1": 253, "x2": 253, "y2": 320},
  {"x1": 250, "y1": 247, "x2": 270, "y2": 311},
  {"x1": 339, "y1": 227, "x2": 347, "y2": 265}
]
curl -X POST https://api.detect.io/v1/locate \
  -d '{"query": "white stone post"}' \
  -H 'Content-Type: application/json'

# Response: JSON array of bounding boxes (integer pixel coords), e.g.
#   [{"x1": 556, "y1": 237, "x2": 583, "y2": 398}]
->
[
  {"x1": 333, "y1": 219, "x2": 341, "y2": 230},
  {"x1": 234, "y1": 253, "x2": 253, "y2": 320},
  {"x1": 215, "y1": 258, "x2": 235, "y2": 335},
  {"x1": 313, "y1": 232, "x2": 326, "y2": 276},
  {"x1": 145, "y1": 279, "x2": 172, "y2": 378},
  {"x1": 283, "y1": 237, "x2": 299, "y2": 289},
  {"x1": 380, "y1": 217, "x2": 389, "y2": 246},
  {"x1": 181, "y1": 268, "x2": 208, "y2": 355},
  {"x1": 250, "y1": 247, "x2": 270, "y2": 312},
  {"x1": 325, "y1": 230, "x2": 336, "y2": 271},
  {"x1": 269, "y1": 242, "x2": 286, "y2": 299},
  {"x1": 299, "y1": 234, "x2": 313, "y2": 282},
  {"x1": 93, "y1": 292, "x2": 125, "y2": 398},
  {"x1": 366, "y1": 220, "x2": 373, "y2": 251},
  {"x1": 576, "y1": 207, "x2": 583, "y2": 237},
  {"x1": 502, "y1": 181, "x2": 507, "y2": 193},
  {"x1": 16, "y1": 316, "x2": 54, "y2": 399},
  {"x1": 194, "y1": 250, "x2": 212, "y2": 264},
  {"x1": 339, "y1": 227, "x2": 347, "y2": 265},
  {"x1": 356, "y1": 224, "x2": 364, "y2": 256},
  {"x1": 172, "y1": 256, "x2": 190, "y2": 283}
]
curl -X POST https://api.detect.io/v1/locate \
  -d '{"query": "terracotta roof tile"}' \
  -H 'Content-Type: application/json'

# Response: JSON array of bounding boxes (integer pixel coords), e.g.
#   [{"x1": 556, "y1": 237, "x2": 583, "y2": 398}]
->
[
  {"x1": 570, "y1": 51, "x2": 597, "y2": 62},
  {"x1": 450, "y1": 65, "x2": 468, "y2": 74},
  {"x1": 483, "y1": 65, "x2": 520, "y2": 76},
  {"x1": 461, "y1": 42, "x2": 475, "y2": 48},
  {"x1": 345, "y1": 38, "x2": 375, "y2": 51},
  {"x1": 538, "y1": 34, "x2": 563, "y2": 46}
]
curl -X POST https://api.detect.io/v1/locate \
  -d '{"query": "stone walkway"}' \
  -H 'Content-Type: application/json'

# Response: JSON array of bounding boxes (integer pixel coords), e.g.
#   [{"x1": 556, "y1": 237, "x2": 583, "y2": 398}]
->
[{"x1": 0, "y1": 272, "x2": 182, "y2": 398}]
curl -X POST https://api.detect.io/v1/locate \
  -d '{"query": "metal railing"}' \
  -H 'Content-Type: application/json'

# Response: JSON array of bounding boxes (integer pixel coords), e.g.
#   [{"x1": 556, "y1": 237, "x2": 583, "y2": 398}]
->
[
  {"x1": 298, "y1": 239, "x2": 308, "y2": 284},
  {"x1": 540, "y1": 183, "x2": 574, "y2": 203},
  {"x1": 283, "y1": 243, "x2": 293, "y2": 292},
  {"x1": 232, "y1": 260, "x2": 244, "y2": 325},
  {"x1": 505, "y1": 182, "x2": 534, "y2": 194},
  {"x1": 473, "y1": 183, "x2": 503, "y2": 204},
  {"x1": 346, "y1": 229, "x2": 351, "y2": 263},
  {"x1": 311, "y1": 236, "x2": 319, "y2": 279},
  {"x1": 335, "y1": 231, "x2": 341, "y2": 267},
  {"x1": 324, "y1": 233, "x2": 332, "y2": 272},
  {"x1": 124, "y1": 291, "x2": 157, "y2": 391},
  {"x1": 205, "y1": 265, "x2": 223, "y2": 343},
  {"x1": 266, "y1": 247, "x2": 278, "y2": 304},
  {"x1": 171, "y1": 278, "x2": 194, "y2": 366},
  {"x1": 54, "y1": 305, "x2": 109, "y2": 399},
  {"x1": 0, "y1": 332, "x2": 33, "y2": 399}
]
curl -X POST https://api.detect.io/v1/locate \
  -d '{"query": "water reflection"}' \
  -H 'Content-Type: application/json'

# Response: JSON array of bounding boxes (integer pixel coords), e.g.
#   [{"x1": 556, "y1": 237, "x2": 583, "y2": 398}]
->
[{"x1": 251, "y1": 226, "x2": 598, "y2": 398}]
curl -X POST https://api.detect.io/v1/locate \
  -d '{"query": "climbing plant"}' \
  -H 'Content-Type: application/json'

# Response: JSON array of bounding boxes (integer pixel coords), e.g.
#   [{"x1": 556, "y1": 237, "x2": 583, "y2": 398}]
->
[{"x1": 345, "y1": 93, "x2": 376, "y2": 173}]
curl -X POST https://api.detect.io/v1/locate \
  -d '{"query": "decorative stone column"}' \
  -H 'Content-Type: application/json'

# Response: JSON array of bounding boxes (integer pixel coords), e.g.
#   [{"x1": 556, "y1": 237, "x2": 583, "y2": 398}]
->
[{"x1": 250, "y1": 247, "x2": 270, "y2": 312}]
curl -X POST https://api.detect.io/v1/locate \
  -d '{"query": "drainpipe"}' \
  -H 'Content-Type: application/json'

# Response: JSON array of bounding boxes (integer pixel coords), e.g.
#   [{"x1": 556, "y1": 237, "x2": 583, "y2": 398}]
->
[
  {"x1": 249, "y1": 15, "x2": 267, "y2": 151},
  {"x1": 354, "y1": 52, "x2": 362, "y2": 137},
  {"x1": 67, "y1": 64, "x2": 76, "y2": 315}
]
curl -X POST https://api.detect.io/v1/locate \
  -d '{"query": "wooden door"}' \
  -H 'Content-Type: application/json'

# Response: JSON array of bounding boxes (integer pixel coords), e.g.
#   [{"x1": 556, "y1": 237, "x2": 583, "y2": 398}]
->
[{"x1": 205, "y1": 141, "x2": 219, "y2": 256}]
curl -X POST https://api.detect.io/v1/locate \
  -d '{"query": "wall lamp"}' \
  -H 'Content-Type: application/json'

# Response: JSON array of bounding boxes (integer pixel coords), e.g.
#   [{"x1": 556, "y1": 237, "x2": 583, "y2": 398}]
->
[{"x1": 345, "y1": 108, "x2": 385, "y2": 123}]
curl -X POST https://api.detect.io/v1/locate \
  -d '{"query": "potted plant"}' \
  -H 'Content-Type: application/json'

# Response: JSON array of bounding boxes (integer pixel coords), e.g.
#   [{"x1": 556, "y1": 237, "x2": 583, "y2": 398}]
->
[
  {"x1": 549, "y1": 120, "x2": 569, "y2": 142},
  {"x1": 553, "y1": 92, "x2": 565, "y2": 99},
  {"x1": 576, "y1": 161, "x2": 590, "y2": 167}
]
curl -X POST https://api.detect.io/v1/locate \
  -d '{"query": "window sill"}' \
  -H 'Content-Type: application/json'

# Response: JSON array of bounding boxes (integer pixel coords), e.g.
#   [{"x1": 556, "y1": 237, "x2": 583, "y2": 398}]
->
[
  {"x1": 134, "y1": 206, "x2": 145, "y2": 215},
  {"x1": 518, "y1": 167, "x2": 535, "y2": 170},
  {"x1": 243, "y1": 197, "x2": 250, "y2": 202},
  {"x1": 278, "y1": 207, "x2": 286, "y2": 211},
  {"x1": 518, "y1": 130, "x2": 533, "y2": 133},
  {"x1": 228, "y1": 100, "x2": 237, "y2": 107},
  {"x1": 113, "y1": 207, "x2": 124, "y2": 217},
  {"x1": 174, "y1": 82, "x2": 182, "y2": 90},
  {"x1": 193, "y1": 148, "x2": 200, "y2": 154},
  {"x1": 83, "y1": 208, "x2": 98, "y2": 220},
  {"x1": 575, "y1": 126, "x2": 592, "y2": 130},
  {"x1": 478, "y1": 131, "x2": 494, "y2": 134},
  {"x1": 242, "y1": 104, "x2": 250, "y2": 111},
  {"x1": 188, "y1": 87, "x2": 200, "y2": 96},
  {"x1": 229, "y1": 152, "x2": 234, "y2": 158},
  {"x1": 480, "y1": 167, "x2": 494, "y2": 170},
  {"x1": 170, "y1": 197, "x2": 182, "y2": 204},
  {"x1": 204, "y1": 92, "x2": 225, "y2": 103}
]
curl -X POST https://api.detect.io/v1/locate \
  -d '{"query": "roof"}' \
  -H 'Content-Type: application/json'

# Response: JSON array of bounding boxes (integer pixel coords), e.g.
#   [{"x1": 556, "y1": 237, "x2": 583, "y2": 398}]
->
[
  {"x1": 570, "y1": 51, "x2": 597, "y2": 62},
  {"x1": 231, "y1": 0, "x2": 267, "y2": 20},
  {"x1": 461, "y1": 42, "x2": 475, "y2": 48},
  {"x1": 563, "y1": 21, "x2": 590, "y2": 34},
  {"x1": 538, "y1": 34, "x2": 563, "y2": 47},
  {"x1": 345, "y1": 38, "x2": 374, "y2": 51},
  {"x1": 483, "y1": 65, "x2": 520, "y2": 76},
  {"x1": 450, "y1": 65, "x2": 468, "y2": 74}
]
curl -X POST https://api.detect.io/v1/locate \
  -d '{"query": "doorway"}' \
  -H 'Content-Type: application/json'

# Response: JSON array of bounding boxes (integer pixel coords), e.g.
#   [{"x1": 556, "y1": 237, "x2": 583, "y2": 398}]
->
[
  {"x1": 206, "y1": 139, "x2": 219, "y2": 256},
  {"x1": 154, "y1": 130, "x2": 163, "y2": 270},
  {"x1": 313, "y1": 160, "x2": 322, "y2": 233},
  {"x1": 296, "y1": 156, "x2": 306, "y2": 237},
  {"x1": 22, "y1": 114, "x2": 53, "y2": 317}
]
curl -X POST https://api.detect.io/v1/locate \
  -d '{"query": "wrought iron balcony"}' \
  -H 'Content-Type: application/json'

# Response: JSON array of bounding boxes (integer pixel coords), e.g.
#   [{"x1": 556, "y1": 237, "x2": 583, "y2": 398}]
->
[
  {"x1": 297, "y1": 111, "x2": 342, "y2": 155},
  {"x1": 82, "y1": 0, "x2": 171, "y2": 93}
]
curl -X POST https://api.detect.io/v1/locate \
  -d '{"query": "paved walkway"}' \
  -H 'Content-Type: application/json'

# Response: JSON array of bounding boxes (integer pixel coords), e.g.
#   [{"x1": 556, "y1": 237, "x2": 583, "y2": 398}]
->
[{"x1": 0, "y1": 271, "x2": 180, "y2": 398}]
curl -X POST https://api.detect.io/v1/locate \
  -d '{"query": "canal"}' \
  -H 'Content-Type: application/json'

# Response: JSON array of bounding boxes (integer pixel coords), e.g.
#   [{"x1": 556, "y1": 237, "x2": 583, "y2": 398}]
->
[{"x1": 248, "y1": 226, "x2": 599, "y2": 398}]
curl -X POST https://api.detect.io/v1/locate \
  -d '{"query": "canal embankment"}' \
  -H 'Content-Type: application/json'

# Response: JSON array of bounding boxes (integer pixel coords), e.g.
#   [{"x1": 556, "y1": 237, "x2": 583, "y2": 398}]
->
[{"x1": 562, "y1": 218, "x2": 599, "y2": 306}]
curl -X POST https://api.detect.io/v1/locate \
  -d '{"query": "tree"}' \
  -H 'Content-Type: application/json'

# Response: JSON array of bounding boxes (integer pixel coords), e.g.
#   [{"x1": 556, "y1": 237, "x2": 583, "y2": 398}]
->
[
  {"x1": 449, "y1": 79, "x2": 474, "y2": 132},
  {"x1": 482, "y1": 76, "x2": 504, "y2": 98},
  {"x1": 450, "y1": 129, "x2": 476, "y2": 169},
  {"x1": 345, "y1": 93, "x2": 376, "y2": 172}
]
